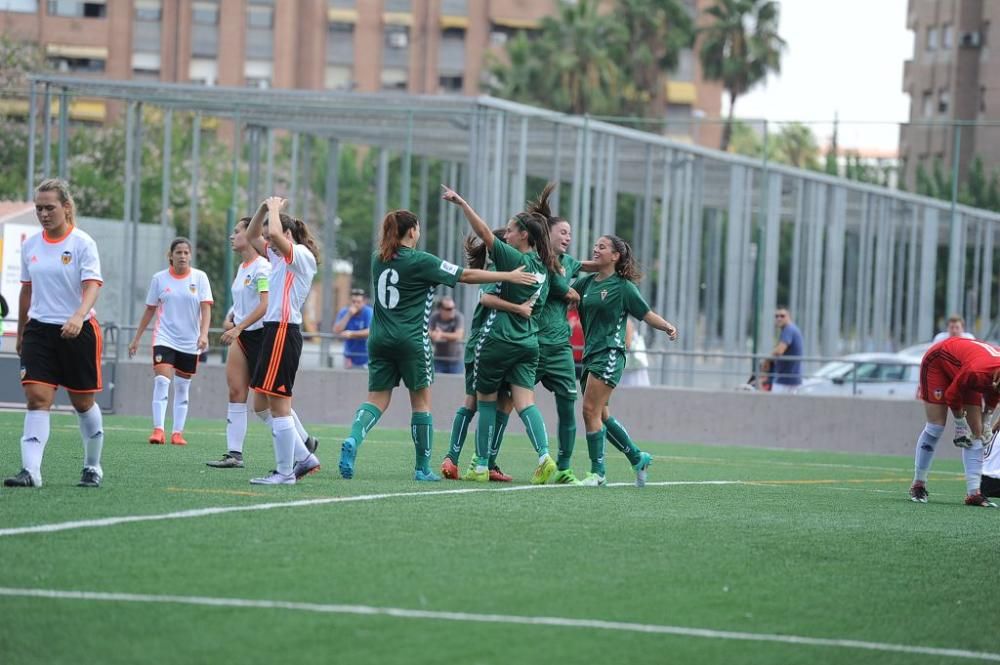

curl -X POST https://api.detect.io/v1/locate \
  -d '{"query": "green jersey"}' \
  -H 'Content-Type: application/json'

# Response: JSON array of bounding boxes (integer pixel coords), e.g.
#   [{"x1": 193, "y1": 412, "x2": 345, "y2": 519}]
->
[
  {"x1": 368, "y1": 247, "x2": 464, "y2": 356},
  {"x1": 464, "y1": 280, "x2": 500, "y2": 363},
  {"x1": 537, "y1": 253, "x2": 582, "y2": 347},
  {"x1": 483, "y1": 239, "x2": 550, "y2": 345},
  {"x1": 575, "y1": 272, "x2": 650, "y2": 358}
]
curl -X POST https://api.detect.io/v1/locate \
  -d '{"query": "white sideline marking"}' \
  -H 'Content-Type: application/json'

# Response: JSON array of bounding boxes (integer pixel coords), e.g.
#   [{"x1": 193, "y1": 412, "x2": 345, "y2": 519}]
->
[
  {"x1": 0, "y1": 481, "x2": 740, "y2": 538},
  {"x1": 0, "y1": 588, "x2": 997, "y2": 662}
]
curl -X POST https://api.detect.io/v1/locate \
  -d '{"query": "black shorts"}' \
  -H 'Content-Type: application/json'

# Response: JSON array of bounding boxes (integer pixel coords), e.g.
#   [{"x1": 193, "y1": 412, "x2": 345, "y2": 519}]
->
[
  {"x1": 983, "y1": 475, "x2": 1000, "y2": 498},
  {"x1": 153, "y1": 345, "x2": 199, "y2": 375},
  {"x1": 236, "y1": 327, "x2": 265, "y2": 373},
  {"x1": 20, "y1": 318, "x2": 103, "y2": 393},
  {"x1": 250, "y1": 322, "x2": 302, "y2": 398}
]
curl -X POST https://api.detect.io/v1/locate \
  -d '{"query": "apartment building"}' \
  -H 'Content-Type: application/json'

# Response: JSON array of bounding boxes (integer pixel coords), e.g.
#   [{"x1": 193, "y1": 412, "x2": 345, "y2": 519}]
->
[{"x1": 1, "y1": 0, "x2": 722, "y2": 145}]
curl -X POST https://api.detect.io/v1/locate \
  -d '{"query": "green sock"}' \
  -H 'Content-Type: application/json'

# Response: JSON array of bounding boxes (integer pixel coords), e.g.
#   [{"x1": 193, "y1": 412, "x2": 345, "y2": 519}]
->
[
  {"x1": 488, "y1": 410, "x2": 510, "y2": 468},
  {"x1": 555, "y1": 395, "x2": 577, "y2": 470},
  {"x1": 475, "y1": 400, "x2": 497, "y2": 466},
  {"x1": 519, "y1": 404, "x2": 549, "y2": 457},
  {"x1": 605, "y1": 417, "x2": 642, "y2": 466},
  {"x1": 447, "y1": 406, "x2": 475, "y2": 464},
  {"x1": 349, "y1": 402, "x2": 382, "y2": 446},
  {"x1": 411, "y1": 412, "x2": 433, "y2": 472},
  {"x1": 586, "y1": 428, "x2": 606, "y2": 475}
]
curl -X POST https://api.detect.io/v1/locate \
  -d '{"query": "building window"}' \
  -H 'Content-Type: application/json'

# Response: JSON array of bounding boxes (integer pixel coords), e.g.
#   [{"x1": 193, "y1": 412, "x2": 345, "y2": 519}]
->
[
  {"x1": 192, "y1": 1, "x2": 218, "y2": 25},
  {"x1": 133, "y1": 0, "x2": 161, "y2": 54},
  {"x1": 247, "y1": 4, "x2": 273, "y2": 28},
  {"x1": 383, "y1": 25, "x2": 409, "y2": 69},
  {"x1": 245, "y1": 59, "x2": 272, "y2": 88},
  {"x1": 938, "y1": 88, "x2": 950, "y2": 114},
  {"x1": 439, "y1": 74, "x2": 462, "y2": 92},
  {"x1": 3, "y1": 0, "x2": 38, "y2": 11},
  {"x1": 325, "y1": 64, "x2": 352, "y2": 90},
  {"x1": 191, "y1": 1, "x2": 219, "y2": 57},
  {"x1": 380, "y1": 67, "x2": 407, "y2": 91},
  {"x1": 326, "y1": 22, "x2": 354, "y2": 64},
  {"x1": 47, "y1": 0, "x2": 106, "y2": 18},
  {"x1": 440, "y1": 0, "x2": 467, "y2": 15},
  {"x1": 49, "y1": 55, "x2": 105, "y2": 73},
  {"x1": 942, "y1": 23, "x2": 952, "y2": 48},
  {"x1": 132, "y1": 52, "x2": 160, "y2": 80},
  {"x1": 926, "y1": 26, "x2": 937, "y2": 50},
  {"x1": 922, "y1": 90, "x2": 933, "y2": 117},
  {"x1": 328, "y1": 0, "x2": 354, "y2": 8},
  {"x1": 439, "y1": 26, "x2": 465, "y2": 74},
  {"x1": 675, "y1": 48, "x2": 694, "y2": 82},
  {"x1": 384, "y1": 0, "x2": 410, "y2": 12},
  {"x1": 189, "y1": 57, "x2": 218, "y2": 85},
  {"x1": 246, "y1": 4, "x2": 274, "y2": 59}
]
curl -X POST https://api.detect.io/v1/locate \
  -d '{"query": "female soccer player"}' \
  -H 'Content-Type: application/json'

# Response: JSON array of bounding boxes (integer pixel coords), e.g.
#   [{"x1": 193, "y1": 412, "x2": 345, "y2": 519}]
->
[
  {"x1": 909, "y1": 336, "x2": 1000, "y2": 506},
  {"x1": 129, "y1": 237, "x2": 212, "y2": 446},
  {"x1": 440, "y1": 229, "x2": 531, "y2": 482},
  {"x1": 336, "y1": 209, "x2": 537, "y2": 482},
  {"x1": 441, "y1": 185, "x2": 562, "y2": 485},
  {"x1": 243, "y1": 197, "x2": 322, "y2": 485},
  {"x1": 574, "y1": 235, "x2": 678, "y2": 487},
  {"x1": 4, "y1": 179, "x2": 106, "y2": 489}
]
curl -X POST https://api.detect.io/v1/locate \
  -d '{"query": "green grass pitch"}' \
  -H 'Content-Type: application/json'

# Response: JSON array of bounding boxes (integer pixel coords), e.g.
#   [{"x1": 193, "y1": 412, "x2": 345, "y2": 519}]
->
[{"x1": 0, "y1": 411, "x2": 997, "y2": 664}]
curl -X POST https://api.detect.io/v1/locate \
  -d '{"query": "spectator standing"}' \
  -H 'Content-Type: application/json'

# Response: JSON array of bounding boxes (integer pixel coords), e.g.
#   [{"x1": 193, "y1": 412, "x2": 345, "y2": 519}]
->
[
  {"x1": 763, "y1": 307, "x2": 803, "y2": 393},
  {"x1": 428, "y1": 295, "x2": 465, "y2": 374},
  {"x1": 333, "y1": 288, "x2": 373, "y2": 368},
  {"x1": 932, "y1": 314, "x2": 976, "y2": 344}
]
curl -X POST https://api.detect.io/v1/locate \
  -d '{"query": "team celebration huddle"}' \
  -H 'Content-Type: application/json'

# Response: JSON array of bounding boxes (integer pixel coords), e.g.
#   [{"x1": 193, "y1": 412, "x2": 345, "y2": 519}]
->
[{"x1": 5, "y1": 176, "x2": 999, "y2": 505}]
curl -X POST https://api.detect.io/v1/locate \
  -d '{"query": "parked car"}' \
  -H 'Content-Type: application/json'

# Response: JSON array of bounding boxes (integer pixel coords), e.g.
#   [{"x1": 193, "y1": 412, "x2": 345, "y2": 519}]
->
[{"x1": 797, "y1": 352, "x2": 920, "y2": 398}]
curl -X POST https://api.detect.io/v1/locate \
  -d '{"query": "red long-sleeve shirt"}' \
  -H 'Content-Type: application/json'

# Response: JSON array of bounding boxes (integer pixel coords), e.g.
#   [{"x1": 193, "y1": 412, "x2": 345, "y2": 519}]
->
[{"x1": 929, "y1": 337, "x2": 1000, "y2": 411}]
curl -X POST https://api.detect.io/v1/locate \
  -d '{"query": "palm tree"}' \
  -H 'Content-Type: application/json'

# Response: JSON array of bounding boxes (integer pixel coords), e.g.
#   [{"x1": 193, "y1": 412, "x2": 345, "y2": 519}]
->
[{"x1": 698, "y1": 0, "x2": 785, "y2": 151}]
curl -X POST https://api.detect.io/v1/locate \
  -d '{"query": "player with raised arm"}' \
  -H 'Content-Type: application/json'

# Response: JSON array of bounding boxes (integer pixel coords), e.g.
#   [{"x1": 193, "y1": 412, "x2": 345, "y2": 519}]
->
[
  {"x1": 442, "y1": 185, "x2": 562, "y2": 485},
  {"x1": 337, "y1": 209, "x2": 538, "y2": 482},
  {"x1": 129, "y1": 237, "x2": 212, "y2": 446},
  {"x1": 4, "y1": 179, "x2": 106, "y2": 489},
  {"x1": 574, "y1": 235, "x2": 678, "y2": 487}
]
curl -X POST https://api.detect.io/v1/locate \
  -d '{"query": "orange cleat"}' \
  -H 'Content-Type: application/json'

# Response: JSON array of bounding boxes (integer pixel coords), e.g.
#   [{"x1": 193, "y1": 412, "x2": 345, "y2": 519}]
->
[
  {"x1": 148, "y1": 428, "x2": 165, "y2": 445},
  {"x1": 441, "y1": 457, "x2": 461, "y2": 480},
  {"x1": 489, "y1": 466, "x2": 513, "y2": 483},
  {"x1": 170, "y1": 432, "x2": 188, "y2": 446}
]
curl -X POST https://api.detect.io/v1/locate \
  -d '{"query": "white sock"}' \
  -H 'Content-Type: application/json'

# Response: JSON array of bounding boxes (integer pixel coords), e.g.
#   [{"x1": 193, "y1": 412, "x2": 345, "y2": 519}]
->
[
  {"x1": 256, "y1": 408, "x2": 272, "y2": 429},
  {"x1": 77, "y1": 404, "x2": 104, "y2": 475},
  {"x1": 963, "y1": 439, "x2": 985, "y2": 495},
  {"x1": 226, "y1": 402, "x2": 248, "y2": 454},
  {"x1": 272, "y1": 415, "x2": 296, "y2": 476},
  {"x1": 290, "y1": 408, "x2": 309, "y2": 443},
  {"x1": 913, "y1": 423, "x2": 944, "y2": 483},
  {"x1": 152, "y1": 375, "x2": 170, "y2": 429},
  {"x1": 21, "y1": 410, "x2": 50, "y2": 485},
  {"x1": 172, "y1": 375, "x2": 192, "y2": 433}
]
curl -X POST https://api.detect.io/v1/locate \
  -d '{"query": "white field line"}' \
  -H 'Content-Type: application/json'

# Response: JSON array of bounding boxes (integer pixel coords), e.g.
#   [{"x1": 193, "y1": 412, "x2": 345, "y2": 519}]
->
[
  {"x1": 0, "y1": 481, "x2": 742, "y2": 538},
  {"x1": 0, "y1": 588, "x2": 997, "y2": 662}
]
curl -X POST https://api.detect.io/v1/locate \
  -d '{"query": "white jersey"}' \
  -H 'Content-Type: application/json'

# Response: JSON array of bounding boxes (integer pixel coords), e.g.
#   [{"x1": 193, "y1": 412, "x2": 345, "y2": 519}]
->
[
  {"x1": 985, "y1": 433, "x2": 1000, "y2": 479},
  {"x1": 20, "y1": 226, "x2": 102, "y2": 324},
  {"x1": 230, "y1": 256, "x2": 270, "y2": 331},
  {"x1": 145, "y1": 268, "x2": 214, "y2": 354},
  {"x1": 264, "y1": 243, "x2": 316, "y2": 326}
]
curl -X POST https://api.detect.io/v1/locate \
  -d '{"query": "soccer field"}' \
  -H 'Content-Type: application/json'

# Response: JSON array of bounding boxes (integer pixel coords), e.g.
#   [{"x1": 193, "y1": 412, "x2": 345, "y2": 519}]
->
[{"x1": 0, "y1": 411, "x2": 996, "y2": 664}]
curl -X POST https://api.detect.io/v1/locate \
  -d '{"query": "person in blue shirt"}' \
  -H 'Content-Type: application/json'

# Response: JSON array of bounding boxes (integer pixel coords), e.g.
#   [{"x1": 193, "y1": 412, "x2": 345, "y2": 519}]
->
[
  {"x1": 333, "y1": 288, "x2": 373, "y2": 368},
  {"x1": 764, "y1": 307, "x2": 803, "y2": 393}
]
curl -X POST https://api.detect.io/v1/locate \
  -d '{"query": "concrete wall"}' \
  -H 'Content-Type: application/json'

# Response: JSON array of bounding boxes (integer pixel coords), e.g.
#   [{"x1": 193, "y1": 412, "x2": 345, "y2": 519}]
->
[{"x1": 111, "y1": 361, "x2": 961, "y2": 460}]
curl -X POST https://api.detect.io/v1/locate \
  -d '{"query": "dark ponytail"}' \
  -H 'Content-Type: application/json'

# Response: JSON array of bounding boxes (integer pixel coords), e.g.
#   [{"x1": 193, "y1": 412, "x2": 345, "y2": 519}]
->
[
  {"x1": 513, "y1": 211, "x2": 559, "y2": 273},
  {"x1": 527, "y1": 182, "x2": 570, "y2": 231},
  {"x1": 465, "y1": 227, "x2": 508, "y2": 269},
  {"x1": 604, "y1": 234, "x2": 641, "y2": 283},
  {"x1": 379, "y1": 209, "x2": 419, "y2": 263},
  {"x1": 276, "y1": 213, "x2": 321, "y2": 261}
]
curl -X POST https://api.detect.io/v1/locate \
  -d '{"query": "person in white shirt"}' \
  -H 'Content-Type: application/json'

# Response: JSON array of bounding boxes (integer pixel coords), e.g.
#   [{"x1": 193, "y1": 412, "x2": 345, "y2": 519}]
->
[
  {"x1": 128, "y1": 237, "x2": 213, "y2": 446},
  {"x1": 206, "y1": 217, "x2": 319, "y2": 471},
  {"x1": 932, "y1": 314, "x2": 976, "y2": 344},
  {"x1": 4, "y1": 179, "x2": 106, "y2": 489},
  {"x1": 245, "y1": 197, "x2": 321, "y2": 485}
]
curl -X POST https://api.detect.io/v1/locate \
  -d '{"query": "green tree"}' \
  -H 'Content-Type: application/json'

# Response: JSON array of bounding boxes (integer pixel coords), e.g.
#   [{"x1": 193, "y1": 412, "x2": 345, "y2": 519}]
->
[
  {"x1": 772, "y1": 122, "x2": 820, "y2": 170},
  {"x1": 698, "y1": 0, "x2": 785, "y2": 151}
]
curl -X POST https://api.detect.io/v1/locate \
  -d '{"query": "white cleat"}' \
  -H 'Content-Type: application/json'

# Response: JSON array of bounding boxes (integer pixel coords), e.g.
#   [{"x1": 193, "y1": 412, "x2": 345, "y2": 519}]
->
[
  {"x1": 580, "y1": 472, "x2": 607, "y2": 487},
  {"x1": 249, "y1": 470, "x2": 296, "y2": 485},
  {"x1": 292, "y1": 454, "x2": 321, "y2": 480}
]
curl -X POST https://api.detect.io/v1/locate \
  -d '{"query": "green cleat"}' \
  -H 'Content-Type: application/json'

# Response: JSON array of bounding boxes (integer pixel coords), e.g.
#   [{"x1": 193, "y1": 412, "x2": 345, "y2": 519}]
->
[
  {"x1": 580, "y1": 472, "x2": 606, "y2": 487},
  {"x1": 531, "y1": 454, "x2": 558, "y2": 485},
  {"x1": 554, "y1": 469, "x2": 583, "y2": 485},
  {"x1": 463, "y1": 462, "x2": 489, "y2": 483}
]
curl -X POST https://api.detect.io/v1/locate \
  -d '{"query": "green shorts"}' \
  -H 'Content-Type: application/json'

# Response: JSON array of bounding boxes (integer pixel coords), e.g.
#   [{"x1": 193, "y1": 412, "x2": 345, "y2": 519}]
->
[
  {"x1": 580, "y1": 350, "x2": 626, "y2": 389},
  {"x1": 535, "y1": 344, "x2": 579, "y2": 399},
  {"x1": 368, "y1": 347, "x2": 433, "y2": 392},
  {"x1": 472, "y1": 337, "x2": 538, "y2": 394}
]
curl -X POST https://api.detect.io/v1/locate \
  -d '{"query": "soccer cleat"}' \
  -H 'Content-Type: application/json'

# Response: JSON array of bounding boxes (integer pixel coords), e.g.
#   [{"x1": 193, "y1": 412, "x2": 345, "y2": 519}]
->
[
  {"x1": 463, "y1": 463, "x2": 489, "y2": 483},
  {"x1": 4, "y1": 469, "x2": 38, "y2": 488},
  {"x1": 148, "y1": 428, "x2": 166, "y2": 445},
  {"x1": 414, "y1": 469, "x2": 442, "y2": 482},
  {"x1": 964, "y1": 492, "x2": 998, "y2": 507},
  {"x1": 292, "y1": 454, "x2": 321, "y2": 480},
  {"x1": 249, "y1": 470, "x2": 296, "y2": 485},
  {"x1": 580, "y1": 472, "x2": 607, "y2": 487},
  {"x1": 170, "y1": 432, "x2": 187, "y2": 446},
  {"x1": 305, "y1": 436, "x2": 320, "y2": 454},
  {"x1": 206, "y1": 453, "x2": 245, "y2": 469},
  {"x1": 338, "y1": 438, "x2": 357, "y2": 479},
  {"x1": 489, "y1": 465, "x2": 513, "y2": 483},
  {"x1": 633, "y1": 452, "x2": 653, "y2": 488},
  {"x1": 909, "y1": 482, "x2": 928, "y2": 503},
  {"x1": 531, "y1": 454, "x2": 558, "y2": 485},
  {"x1": 441, "y1": 457, "x2": 461, "y2": 480},
  {"x1": 77, "y1": 467, "x2": 102, "y2": 488},
  {"x1": 554, "y1": 469, "x2": 583, "y2": 486}
]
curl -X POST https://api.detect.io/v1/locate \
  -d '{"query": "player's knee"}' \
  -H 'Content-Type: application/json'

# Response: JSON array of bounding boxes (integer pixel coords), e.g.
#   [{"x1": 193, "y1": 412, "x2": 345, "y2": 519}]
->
[{"x1": 920, "y1": 422, "x2": 945, "y2": 451}]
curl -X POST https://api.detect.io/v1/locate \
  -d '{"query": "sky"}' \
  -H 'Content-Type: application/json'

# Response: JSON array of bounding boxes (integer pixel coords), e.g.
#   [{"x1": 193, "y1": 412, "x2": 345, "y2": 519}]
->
[{"x1": 731, "y1": 0, "x2": 913, "y2": 154}]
